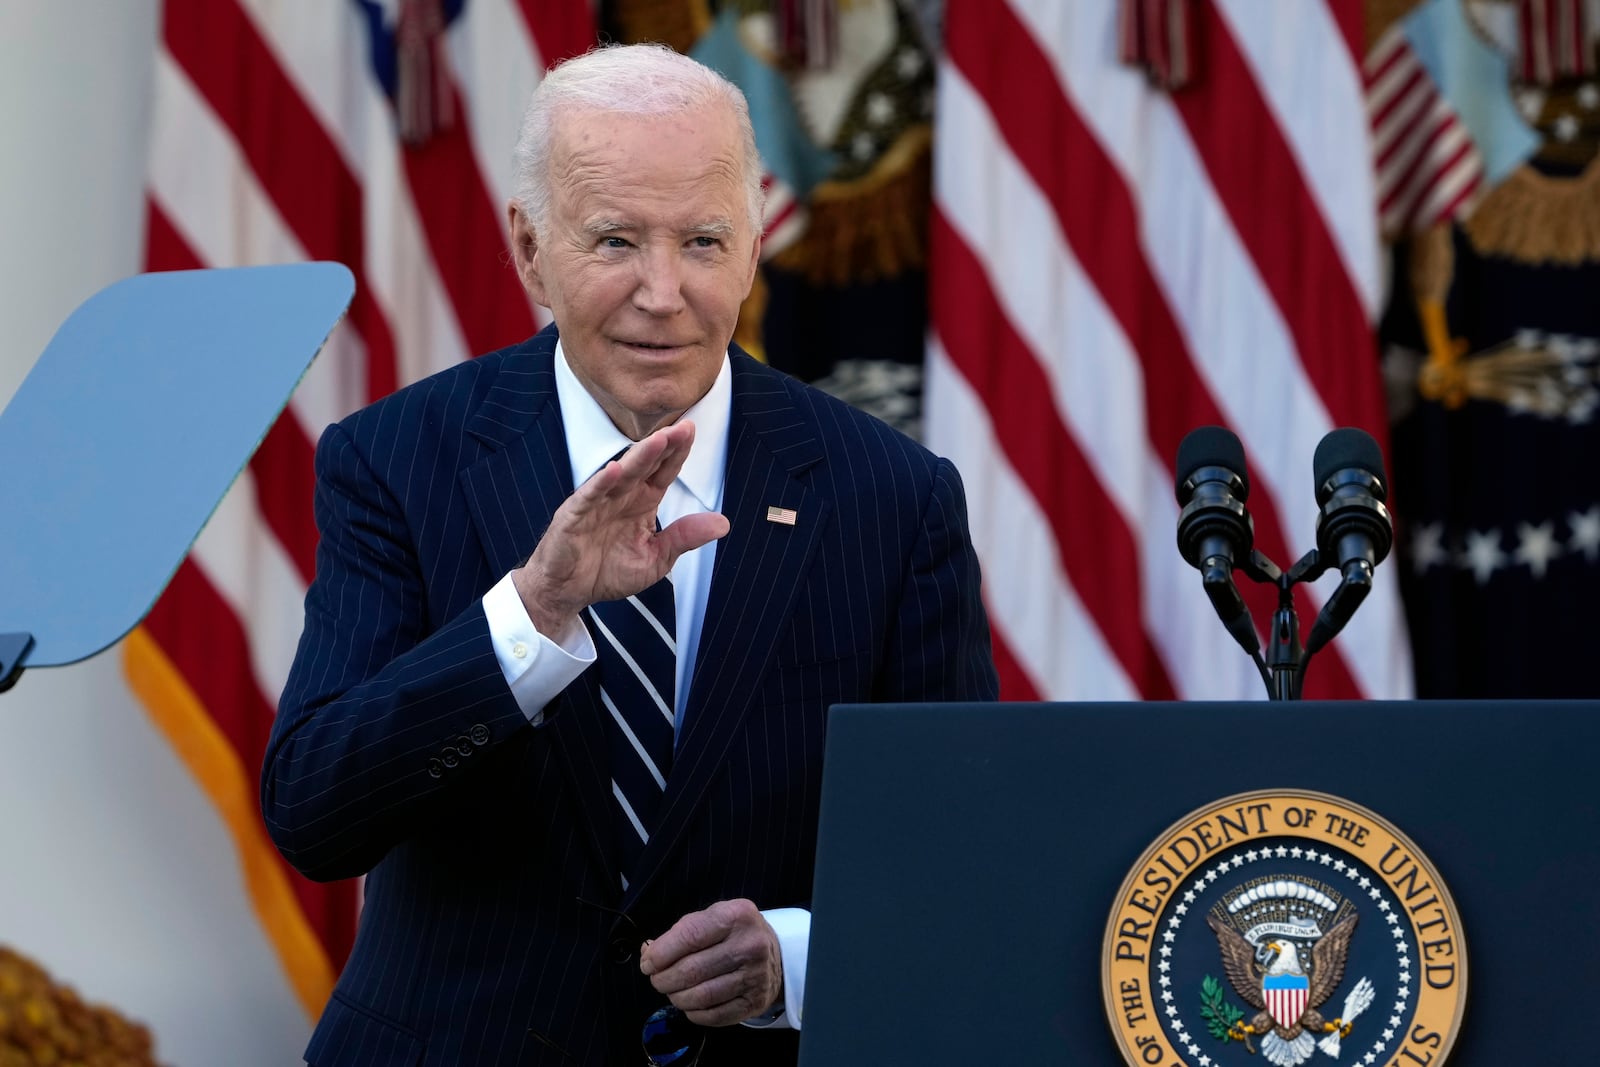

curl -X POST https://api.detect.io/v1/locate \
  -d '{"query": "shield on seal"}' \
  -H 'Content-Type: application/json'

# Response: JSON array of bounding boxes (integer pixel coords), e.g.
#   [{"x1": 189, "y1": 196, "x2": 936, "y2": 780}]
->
[{"x1": 1263, "y1": 973, "x2": 1310, "y2": 1029}]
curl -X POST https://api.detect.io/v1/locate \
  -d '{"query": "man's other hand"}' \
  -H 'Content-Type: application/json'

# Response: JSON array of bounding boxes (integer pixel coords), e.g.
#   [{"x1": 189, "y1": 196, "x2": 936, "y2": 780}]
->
[
  {"x1": 512, "y1": 420, "x2": 729, "y2": 635},
  {"x1": 640, "y1": 898, "x2": 783, "y2": 1026}
]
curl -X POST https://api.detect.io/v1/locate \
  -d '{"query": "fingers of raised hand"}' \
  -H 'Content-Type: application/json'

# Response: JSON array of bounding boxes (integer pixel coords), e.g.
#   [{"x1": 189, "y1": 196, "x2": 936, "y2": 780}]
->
[
  {"x1": 657, "y1": 511, "x2": 730, "y2": 560},
  {"x1": 603, "y1": 422, "x2": 695, "y2": 498},
  {"x1": 640, "y1": 421, "x2": 695, "y2": 493},
  {"x1": 517, "y1": 421, "x2": 725, "y2": 617}
]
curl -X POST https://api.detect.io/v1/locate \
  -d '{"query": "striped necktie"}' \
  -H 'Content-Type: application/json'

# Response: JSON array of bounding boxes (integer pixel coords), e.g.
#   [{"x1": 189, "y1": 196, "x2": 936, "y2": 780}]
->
[{"x1": 589, "y1": 576, "x2": 677, "y2": 888}]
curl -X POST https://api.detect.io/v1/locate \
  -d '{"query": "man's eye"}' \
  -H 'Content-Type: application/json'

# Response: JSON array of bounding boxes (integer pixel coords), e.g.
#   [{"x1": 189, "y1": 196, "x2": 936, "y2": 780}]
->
[
  {"x1": 691, "y1": 236, "x2": 720, "y2": 249},
  {"x1": 602, "y1": 236, "x2": 629, "y2": 249}
]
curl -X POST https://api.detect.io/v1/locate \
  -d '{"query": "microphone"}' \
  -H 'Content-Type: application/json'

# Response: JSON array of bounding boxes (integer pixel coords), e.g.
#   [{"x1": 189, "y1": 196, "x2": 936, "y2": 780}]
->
[
  {"x1": 1175, "y1": 427, "x2": 1259, "y2": 656},
  {"x1": 1304, "y1": 428, "x2": 1394, "y2": 655}
]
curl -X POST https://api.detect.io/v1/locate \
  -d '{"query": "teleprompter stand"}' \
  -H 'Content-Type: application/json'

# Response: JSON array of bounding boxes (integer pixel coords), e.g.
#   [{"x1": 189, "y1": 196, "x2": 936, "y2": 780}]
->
[{"x1": 0, "y1": 265, "x2": 353, "y2": 690}]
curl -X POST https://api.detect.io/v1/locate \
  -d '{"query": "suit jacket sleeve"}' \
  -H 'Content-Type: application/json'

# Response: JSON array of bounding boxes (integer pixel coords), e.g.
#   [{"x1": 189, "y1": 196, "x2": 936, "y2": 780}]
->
[
  {"x1": 261, "y1": 420, "x2": 532, "y2": 882},
  {"x1": 879, "y1": 455, "x2": 999, "y2": 703}
]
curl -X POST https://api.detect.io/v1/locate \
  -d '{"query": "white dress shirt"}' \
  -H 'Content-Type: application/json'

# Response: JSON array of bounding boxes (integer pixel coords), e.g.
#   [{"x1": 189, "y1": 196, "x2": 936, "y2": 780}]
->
[{"x1": 477, "y1": 341, "x2": 809, "y2": 1028}]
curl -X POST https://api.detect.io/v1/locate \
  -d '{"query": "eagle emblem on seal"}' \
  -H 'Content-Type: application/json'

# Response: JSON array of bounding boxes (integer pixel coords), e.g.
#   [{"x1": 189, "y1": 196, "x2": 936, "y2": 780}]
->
[{"x1": 1205, "y1": 878, "x2": 1376, "y2": 1066}]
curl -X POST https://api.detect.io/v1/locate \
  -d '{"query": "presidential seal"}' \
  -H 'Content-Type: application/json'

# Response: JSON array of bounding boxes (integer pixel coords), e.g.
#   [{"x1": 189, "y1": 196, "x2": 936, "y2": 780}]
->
[{"x1": 1103, "y1": 790, "x2": 1466, "y2": 1067}]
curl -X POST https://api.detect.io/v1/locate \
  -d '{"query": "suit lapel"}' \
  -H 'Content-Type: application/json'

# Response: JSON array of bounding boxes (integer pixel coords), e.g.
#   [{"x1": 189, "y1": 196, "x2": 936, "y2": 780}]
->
[
  {"x1": 624, "y1": 358, "x2": 828, "y2": 906},
  {"x1": 459, "y1": 338, "x2": 571, "y2": 576},
  {"x1": 458, "y1": 329, "x2": 619, "y2": 886}
]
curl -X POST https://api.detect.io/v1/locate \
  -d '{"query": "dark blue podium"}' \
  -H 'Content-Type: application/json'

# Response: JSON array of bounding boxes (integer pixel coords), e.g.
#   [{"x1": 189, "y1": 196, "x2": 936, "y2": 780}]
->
[{"x1": 800, "y1": 700, "x2": 1594, "y2": 1065}]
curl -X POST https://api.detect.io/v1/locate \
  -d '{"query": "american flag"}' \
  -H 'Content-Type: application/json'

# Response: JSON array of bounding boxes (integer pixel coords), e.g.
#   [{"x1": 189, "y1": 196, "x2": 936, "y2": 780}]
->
[
  {"x1": 925, "y1": 0, "x2": 1414, "y2": 702},
  {"x1": 1367, "y1": 20, "x2": 1487, "y2": 236},
  {"x1": 1517, "y1": 0, "x2": 1596, "y2": 83},
  {"x1": 125, "y1": 0, "x2": 593, "y2": 1021}
]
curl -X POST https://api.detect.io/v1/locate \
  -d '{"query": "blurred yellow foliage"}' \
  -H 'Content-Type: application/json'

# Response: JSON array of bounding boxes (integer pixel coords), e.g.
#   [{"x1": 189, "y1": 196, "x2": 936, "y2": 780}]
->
[{"x1": 0, "y1": 947, "x2": 162, "y2": 1067}]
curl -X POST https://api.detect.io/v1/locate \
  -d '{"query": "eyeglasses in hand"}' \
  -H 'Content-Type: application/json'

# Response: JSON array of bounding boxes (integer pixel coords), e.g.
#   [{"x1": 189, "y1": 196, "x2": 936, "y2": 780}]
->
[{"x1": 642, "y1": 1005, "x2": 703, "y2": 1066}]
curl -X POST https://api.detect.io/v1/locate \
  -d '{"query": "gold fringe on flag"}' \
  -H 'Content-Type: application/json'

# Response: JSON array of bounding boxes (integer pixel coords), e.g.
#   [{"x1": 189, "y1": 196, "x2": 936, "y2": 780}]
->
[
  {"x1": 122, "y1": 629, "x2": 336, "y2": 1023},
  {"x1": 1364, "y1": 0, "x2": 1428, "y2": 53},
  {"x1": 735, "y1": 270, "x2": 770, "y2": 361},
  {"x1": 770, "y1": 123, "x2": 931, "y2": 286},
  {"x1": 612, "y1": 0, "x2": 931, "y2": 289},
  {"x1": 1462, "y1": 157, "x2": 1600, "y2": 266},
  {"x1": 610, "y1": 0, "x2": 711, "y2": 53}
]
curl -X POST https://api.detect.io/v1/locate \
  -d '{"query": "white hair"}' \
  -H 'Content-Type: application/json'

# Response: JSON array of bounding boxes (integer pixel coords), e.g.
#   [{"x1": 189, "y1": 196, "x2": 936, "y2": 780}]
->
[{"x1": 512, "y1": 43, "x2": 764, "y2": 234}]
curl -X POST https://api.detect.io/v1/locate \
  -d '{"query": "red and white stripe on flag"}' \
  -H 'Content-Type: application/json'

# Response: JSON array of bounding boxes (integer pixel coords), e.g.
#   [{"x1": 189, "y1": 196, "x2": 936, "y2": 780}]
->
[
  {"x1": 926, "y1": 0, "x2": 1413, "y2": 703},
  {"x1": 1518, "y1": 0, "x2": 1595, "y2": 83},
  {"x1": 129, "y1": 0, "x2": 594, "y2": 1020},
  {"x1": 1266, "y1": 979, "x2": 1310, "y2": 1029},
  {"x1": 1366, "y1": 24, "x2": 1486, "y2": 235}
]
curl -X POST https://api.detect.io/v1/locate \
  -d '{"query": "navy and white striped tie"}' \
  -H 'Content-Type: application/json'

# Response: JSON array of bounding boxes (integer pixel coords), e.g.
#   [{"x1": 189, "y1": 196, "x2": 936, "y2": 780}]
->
[{"x1": 590, "y1": 576, "x2": 677, "y2": 888}]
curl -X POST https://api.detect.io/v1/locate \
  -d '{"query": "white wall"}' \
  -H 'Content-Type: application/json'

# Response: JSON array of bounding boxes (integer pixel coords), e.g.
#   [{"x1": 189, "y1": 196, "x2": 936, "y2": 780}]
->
[{"x1": 0, "y1": 3, "x2": 311, "y2": 1063}]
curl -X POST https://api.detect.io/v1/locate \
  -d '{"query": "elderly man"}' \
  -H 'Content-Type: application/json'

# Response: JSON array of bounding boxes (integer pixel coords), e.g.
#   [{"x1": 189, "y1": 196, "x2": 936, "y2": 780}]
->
[{"x1": 263, "y1": 43, "x2": 996, "y2": 1066}]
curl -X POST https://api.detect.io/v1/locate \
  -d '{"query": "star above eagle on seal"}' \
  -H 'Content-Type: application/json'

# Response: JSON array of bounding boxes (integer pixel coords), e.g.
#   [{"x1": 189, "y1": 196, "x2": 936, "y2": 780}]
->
[{"x1": 1206, "y1": 911, "x2": 1372, "y2": 1066}]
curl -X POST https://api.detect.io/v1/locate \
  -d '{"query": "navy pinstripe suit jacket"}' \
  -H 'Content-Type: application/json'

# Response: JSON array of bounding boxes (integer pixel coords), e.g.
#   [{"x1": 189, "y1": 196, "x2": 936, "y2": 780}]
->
[{"x1": 264, "y1": 326, "x2": 997, "y2": 1066}]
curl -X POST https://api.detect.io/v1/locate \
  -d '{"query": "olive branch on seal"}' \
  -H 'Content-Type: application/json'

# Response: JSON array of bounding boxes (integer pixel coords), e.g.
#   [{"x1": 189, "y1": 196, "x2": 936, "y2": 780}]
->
[{"x1": 1199, "y1": 974, "x2": 1245, "y2": 1039}]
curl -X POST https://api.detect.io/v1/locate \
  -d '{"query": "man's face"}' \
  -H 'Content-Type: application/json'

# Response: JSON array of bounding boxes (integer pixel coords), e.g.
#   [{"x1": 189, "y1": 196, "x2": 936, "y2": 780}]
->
[{"x1": 510, "y1": 101, "x2": 760, "y2": 440}]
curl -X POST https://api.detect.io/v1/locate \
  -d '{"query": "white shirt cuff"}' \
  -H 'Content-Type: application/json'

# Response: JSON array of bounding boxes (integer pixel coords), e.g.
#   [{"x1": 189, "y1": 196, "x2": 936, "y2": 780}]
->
[
  {"x1": 482, "y1": 571, "x2": 595, "y2": 724},
  {"x1": 743, "y1": 907, "x2": 809, "y2": 1030}
]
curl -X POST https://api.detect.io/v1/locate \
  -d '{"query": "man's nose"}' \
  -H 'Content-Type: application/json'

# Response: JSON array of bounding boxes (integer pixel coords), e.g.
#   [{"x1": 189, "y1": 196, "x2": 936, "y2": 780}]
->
[{"x1": 632, "y1": 248, "x2": 687, "y2": 315}]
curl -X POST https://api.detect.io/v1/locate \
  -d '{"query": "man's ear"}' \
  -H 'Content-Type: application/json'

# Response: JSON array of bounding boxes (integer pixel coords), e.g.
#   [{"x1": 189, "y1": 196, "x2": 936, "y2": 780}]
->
[{"x1": 508, "y1": 203, "x2": 549, "y2": 307}]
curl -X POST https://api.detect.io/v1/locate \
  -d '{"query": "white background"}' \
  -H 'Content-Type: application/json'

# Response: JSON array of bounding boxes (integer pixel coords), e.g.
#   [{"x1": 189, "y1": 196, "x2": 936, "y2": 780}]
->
[{"x1": 0, "y1": 3, "x2": 312, "y2": 1063}]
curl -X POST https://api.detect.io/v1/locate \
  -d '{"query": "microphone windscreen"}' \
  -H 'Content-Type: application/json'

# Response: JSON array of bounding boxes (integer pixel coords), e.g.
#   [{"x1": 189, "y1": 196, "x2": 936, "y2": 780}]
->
[
  {"x1": 1312, "y1": 428, "x2": 1386, "y2": 488},
  {"x1": 1175, "y1": 426, "x2": 1250, "y2": 499}
]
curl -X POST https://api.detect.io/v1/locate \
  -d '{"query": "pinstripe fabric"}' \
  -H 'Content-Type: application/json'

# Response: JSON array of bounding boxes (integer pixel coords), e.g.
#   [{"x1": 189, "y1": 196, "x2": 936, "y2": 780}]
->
[{"x1": 264, "y1": 325, "x2": 997, "y2": 1066}]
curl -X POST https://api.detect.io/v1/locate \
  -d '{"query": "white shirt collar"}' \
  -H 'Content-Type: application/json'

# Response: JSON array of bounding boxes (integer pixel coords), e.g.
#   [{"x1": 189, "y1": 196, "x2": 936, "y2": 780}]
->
[{"x1": 553, "y1": 339, "x2": 731, "y2": 512}]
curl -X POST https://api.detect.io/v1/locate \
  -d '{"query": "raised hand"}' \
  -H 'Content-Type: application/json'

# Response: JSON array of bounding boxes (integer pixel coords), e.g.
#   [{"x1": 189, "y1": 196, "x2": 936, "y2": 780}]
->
[{"x1": 511, "y1": 420, "x2": 730, "y2": 635}]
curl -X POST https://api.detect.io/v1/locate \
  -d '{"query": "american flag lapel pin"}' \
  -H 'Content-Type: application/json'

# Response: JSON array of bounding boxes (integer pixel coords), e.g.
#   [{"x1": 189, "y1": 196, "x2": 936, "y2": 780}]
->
[{"x1": 766, "y1": 505, "x2": 798, "y2": 526}]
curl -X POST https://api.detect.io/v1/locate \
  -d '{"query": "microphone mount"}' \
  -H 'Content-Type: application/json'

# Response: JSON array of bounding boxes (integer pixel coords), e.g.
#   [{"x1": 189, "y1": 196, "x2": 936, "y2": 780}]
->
[
  {"x1": 1230, "y1": 515, "x2": 1387, "y2": 701},
  {"x1": 1254, "y1": 546, "x2": 1323, "y2": 702},
  {"x1": 1175, "y1": 427, "x2": 1394, "y2": 702}
]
